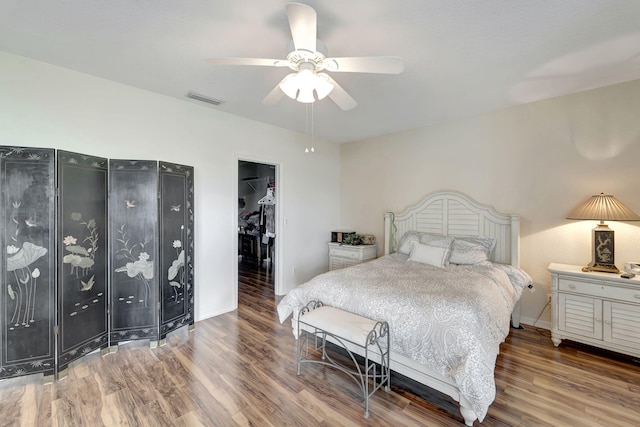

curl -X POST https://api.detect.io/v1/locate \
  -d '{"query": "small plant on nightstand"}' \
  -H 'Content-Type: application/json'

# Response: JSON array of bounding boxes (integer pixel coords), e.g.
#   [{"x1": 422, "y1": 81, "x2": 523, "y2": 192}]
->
[{"x1": 340, "y1": 234, "x2": 364, "y2": 246}]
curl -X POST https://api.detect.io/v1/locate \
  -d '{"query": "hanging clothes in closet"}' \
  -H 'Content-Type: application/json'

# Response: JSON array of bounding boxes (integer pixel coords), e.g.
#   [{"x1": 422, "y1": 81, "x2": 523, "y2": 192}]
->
[{"x1": 257, "y1": 187, "x2": 275, "y2": 266}]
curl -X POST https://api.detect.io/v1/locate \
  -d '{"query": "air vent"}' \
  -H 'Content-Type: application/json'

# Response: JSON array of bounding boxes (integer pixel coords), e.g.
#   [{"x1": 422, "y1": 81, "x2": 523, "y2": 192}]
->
[{"x1": 185, "y1": 91, "x2": 224, "y2": 106}]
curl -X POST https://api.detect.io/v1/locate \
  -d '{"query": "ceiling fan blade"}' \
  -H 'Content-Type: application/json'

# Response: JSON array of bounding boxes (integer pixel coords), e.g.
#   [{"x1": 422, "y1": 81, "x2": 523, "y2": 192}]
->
[
  {"x1": 261, "y1": 76, "x2": 289, "y2": 106},
  {"x1": 286, "y1": 2, "x2": 317, "y2": 52},
  {"x1": 207, "y1": 57, "x2": 291, "y2": 67},
  {"x1": 325, "y1": 76, "x2": 357, "y2": 111},
  {"x1": 321, "y1": 56, "x2": 404, "y2": 74}
]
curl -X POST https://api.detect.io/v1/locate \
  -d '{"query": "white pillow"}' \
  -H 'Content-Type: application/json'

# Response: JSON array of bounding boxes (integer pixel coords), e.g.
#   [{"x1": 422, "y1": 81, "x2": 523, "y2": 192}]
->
[{"x1": 408, "y1": 241, "x2": 450, "y2": 268}]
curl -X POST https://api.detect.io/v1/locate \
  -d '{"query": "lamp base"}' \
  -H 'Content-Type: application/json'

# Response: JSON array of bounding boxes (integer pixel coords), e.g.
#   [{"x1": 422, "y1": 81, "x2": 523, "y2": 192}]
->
[
  {"x1": 581, "y1": 263, "x2": 620, "y2": 274},
  {"x1": 582, "y1": 224, "x2": 619, "y2": 273}
]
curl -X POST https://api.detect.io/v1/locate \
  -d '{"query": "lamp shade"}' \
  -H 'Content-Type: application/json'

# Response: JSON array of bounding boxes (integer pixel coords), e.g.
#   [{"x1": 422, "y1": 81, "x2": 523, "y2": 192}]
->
[{"x1": 566, "y1": 193, "x2": 640, "y2": 221}]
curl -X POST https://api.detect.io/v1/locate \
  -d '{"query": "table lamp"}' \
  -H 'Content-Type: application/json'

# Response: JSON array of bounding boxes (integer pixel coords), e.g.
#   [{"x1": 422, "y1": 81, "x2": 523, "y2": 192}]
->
[{"x1": 567, "y1": 193, "x2": 640, "y2": 273}]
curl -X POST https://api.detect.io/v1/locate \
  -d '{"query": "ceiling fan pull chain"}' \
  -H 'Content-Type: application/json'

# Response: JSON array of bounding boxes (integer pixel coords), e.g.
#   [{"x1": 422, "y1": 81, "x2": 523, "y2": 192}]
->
[{"x1": 311, "y1": 103, "x2": 315, "y2": 153}]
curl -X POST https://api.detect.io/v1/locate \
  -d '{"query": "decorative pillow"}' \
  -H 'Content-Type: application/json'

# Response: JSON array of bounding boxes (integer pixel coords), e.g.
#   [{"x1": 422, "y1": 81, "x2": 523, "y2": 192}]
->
[
  {"x1": 396, "y1": 231, "x2": 454, "y2": 255},
  {"x1": 396, "y1": 231, "x2": 421, "y2": 255},
  {"x1": 449, "y1": 236, "x2": 496, "y2": 265},
  {"x1": 408, "y1": 241, "x2": 450, "y2": 268}
]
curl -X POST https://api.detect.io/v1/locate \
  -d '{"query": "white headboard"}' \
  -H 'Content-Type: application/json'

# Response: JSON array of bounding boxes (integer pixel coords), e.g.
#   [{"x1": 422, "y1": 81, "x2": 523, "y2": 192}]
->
[{"x1": 384, "y1": 191, "x2": 520, "y2": 267}]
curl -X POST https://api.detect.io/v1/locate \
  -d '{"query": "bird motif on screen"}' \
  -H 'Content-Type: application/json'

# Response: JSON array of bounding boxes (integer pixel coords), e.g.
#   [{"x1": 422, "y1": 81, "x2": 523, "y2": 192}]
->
[{"x1": 80, "y1": 275, "x2": 95, "y2": 291}]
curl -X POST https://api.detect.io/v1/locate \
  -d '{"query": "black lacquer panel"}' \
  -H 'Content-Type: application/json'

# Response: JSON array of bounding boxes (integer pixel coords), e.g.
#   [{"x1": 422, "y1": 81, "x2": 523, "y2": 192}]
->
[
  {"x1": 109, "y1": 160, "x2": 159, "y2": 344},
  {"x1": 1, "y1": 147, "x2": 194, "y2": 380},
  {"x1": 57, "y1": 151, "x2": 108, "y2": 372},
  {"x1": 0, "y1": 147, "x2": 55, "y2": 379},
  {"x1": 159, "y1": 162, "x2": 194, "y2": 338}
]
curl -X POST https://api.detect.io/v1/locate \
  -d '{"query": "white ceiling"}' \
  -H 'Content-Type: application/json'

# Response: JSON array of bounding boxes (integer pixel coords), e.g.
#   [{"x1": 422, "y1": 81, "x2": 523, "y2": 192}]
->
[{"x1": 1, "y1": 0, "x2": 639, "y2": 143}]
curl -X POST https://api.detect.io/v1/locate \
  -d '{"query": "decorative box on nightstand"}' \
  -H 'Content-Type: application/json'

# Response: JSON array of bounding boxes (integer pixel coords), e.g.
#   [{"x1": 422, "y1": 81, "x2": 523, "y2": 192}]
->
[
  {"x1": 548, "y1": 263, "x2": 640, "y2": 358},
  {"x1": 328, "y1": 243, "x2": 377, "y2": 271}
]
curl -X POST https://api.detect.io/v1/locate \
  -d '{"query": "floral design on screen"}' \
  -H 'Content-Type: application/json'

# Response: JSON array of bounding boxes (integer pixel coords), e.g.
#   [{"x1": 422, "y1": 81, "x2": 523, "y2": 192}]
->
[
  {"x1": 62, "y1": 215, "x2": 97, "y2": 276},
  {"x1": 5, "y1": 195, "x2": 48, "y2": 330},
  {"x1": 167, "y1": 225, "x2": 185, "y2": 302},
  {"x1": 114, "y1": 223, "x2": 153, "y2": 307},
  {"x1": 6, "y1": 243, "x2": 46, "y2": 330},
  {"x1": 64, "y1": 213, "x2": 102, "y2": 317}
]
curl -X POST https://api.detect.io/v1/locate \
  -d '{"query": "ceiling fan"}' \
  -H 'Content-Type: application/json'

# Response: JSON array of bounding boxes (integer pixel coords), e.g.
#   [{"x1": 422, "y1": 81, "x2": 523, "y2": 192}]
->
[{"x1": 207, "y1": 2, "x2": 404, "y2": 111}]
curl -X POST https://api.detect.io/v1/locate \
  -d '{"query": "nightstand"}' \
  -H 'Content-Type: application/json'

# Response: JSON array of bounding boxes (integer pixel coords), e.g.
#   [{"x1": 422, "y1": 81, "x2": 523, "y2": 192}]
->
[
  {"x1": 548, "y1": 263, "x2": 640, "y2": 358},
  {"x1": 328, "y1": 243, "x2": 377, "y2": 270}
]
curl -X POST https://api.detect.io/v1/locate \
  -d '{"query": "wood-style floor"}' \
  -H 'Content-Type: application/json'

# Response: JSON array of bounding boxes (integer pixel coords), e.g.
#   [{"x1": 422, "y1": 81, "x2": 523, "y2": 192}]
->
[{"x1": 2, "y1": 262, "x2": 640, "y2": 426}]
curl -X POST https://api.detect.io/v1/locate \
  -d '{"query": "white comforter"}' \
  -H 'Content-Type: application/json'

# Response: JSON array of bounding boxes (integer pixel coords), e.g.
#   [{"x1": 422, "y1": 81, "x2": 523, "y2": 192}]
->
[{"x1": 277, "y1": 254, "x2": 530, "y2": 421}]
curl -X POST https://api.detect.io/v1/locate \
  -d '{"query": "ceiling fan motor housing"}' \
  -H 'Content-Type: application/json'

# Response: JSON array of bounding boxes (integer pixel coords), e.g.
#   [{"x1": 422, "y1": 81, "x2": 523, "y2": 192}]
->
[{"x1": 284, "y1": 39, "x2": 328, "y2": 71}]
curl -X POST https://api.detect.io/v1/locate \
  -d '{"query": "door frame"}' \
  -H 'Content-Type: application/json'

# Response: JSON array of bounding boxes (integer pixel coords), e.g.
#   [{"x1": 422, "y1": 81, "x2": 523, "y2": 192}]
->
[{"x1": 235, "y1": 157, "x2": 283, "y2": 299}]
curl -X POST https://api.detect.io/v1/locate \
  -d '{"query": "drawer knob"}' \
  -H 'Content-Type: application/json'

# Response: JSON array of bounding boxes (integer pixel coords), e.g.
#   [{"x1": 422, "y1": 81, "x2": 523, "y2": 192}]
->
[
  {"x1": 595, "y1": 317, "x2": 601, "y2": 322},
  {"x1": 605, "y1": 320, "x2": 611, "y2": 324},
  {"x1": 635, "y1": 294, "x2": 640, "y2": 299},
  {"x1": 568, "y1": 284, "x2": 576, "y2": 289}
]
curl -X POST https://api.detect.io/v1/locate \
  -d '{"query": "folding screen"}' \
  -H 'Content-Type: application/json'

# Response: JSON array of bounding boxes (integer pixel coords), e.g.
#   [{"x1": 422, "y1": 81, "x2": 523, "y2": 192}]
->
[
  {"x1": 0, "y1": 147, "x2": 56, "y2": 380},
  {"x1": 57, "y1": 151, "x2": 109, "y2": 375},
  {"x1": 0, "y1": 147, "x2": 194, "y2": 380}
]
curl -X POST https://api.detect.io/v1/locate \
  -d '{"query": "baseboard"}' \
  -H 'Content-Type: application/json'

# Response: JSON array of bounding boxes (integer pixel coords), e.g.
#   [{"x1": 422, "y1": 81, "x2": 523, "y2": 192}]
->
[
  {"x1": 518, "y1": 316, "x2": 550, "y2": 330},
  {"x1": 196, "y1": 305, "x2": 237, "y2": 322}
]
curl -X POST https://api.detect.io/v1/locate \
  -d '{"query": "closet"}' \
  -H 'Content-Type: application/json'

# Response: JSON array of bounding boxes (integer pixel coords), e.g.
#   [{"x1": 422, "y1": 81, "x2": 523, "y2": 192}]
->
[
  {"x1": 0, "y1": 146, "x2": 194, "y2": 381},
  {"x1": 238, "y1": 161, "x2": 275, "y2": 271}
]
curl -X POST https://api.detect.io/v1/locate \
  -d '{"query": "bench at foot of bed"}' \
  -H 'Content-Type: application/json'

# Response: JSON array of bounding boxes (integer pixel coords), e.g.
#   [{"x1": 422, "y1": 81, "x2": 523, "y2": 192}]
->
[{"x1": 296, "y1": 300, "x2": 391, "y2": 418}]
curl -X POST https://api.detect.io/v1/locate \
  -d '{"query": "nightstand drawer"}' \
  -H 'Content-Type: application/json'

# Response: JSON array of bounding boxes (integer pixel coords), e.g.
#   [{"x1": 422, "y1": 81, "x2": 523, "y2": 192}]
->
[
  {"x1": 329, "y1": 246, "x2": 360, "y2": 258},
  {"x1": 559, "y1": 278, "x2": 640, "y2": 303},
  {"x1": 559, "y1": 278, "x2": 607, "y2": 298}
]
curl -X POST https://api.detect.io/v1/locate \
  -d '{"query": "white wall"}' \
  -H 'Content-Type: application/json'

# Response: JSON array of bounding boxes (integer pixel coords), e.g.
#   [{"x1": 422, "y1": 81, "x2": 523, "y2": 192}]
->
[
  {"x1": 340, "y1": 78, "x2": 640, "y2": 328},
  {"x1": 0, "y1": 51, "x2": 341, "y2": 321}
]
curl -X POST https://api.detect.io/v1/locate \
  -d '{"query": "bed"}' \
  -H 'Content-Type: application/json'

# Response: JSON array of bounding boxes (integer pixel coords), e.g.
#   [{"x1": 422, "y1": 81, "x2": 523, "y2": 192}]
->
[{"x1": 277, "y1": 191, "x2": 531, "y2": 425}]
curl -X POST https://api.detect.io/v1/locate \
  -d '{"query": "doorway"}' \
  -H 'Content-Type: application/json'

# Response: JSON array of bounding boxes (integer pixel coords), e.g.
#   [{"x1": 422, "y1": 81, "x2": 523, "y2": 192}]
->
[{"x1": 237, "y1": 160, "x2": 277, "y2": 296}]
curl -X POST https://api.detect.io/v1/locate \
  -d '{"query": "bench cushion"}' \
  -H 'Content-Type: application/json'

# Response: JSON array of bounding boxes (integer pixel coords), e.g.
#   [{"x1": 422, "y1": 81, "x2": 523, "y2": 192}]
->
[{"x1": 300, "y1": 306, "x2": 378, "y2": 346}]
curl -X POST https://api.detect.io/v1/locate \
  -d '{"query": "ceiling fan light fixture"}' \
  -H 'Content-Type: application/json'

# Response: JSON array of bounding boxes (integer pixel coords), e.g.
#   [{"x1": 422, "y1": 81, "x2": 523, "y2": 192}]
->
[
  {"x1": 297, "y1": 65, "x2": 316, "y2": 85},
  {"x1": 279, "y1": 74, "x2": 299, "y2": 99},
  {"x1": 296, "y1": 85, "x2": 316, "y2": 103},
  {"x1": 279, "y1": 63, "x2": 334, "y2": 103}
]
